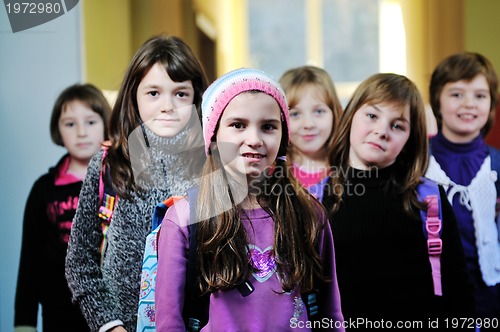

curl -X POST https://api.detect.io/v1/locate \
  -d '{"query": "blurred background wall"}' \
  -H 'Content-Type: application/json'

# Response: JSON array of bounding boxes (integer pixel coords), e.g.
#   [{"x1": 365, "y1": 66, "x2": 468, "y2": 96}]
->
[{"x1": 1, "y1": 0, "x2": 500, "y2": 330}]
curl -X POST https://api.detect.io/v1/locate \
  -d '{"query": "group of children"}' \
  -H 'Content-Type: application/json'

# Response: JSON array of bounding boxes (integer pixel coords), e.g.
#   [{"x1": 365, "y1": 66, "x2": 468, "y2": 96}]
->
[{"x1": 14, "y1": 34, "x2": 500, "y2": 331}]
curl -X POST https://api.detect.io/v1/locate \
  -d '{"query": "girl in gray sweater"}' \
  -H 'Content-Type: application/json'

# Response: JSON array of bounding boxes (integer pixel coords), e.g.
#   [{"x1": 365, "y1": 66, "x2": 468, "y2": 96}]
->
[{"x1": 65, "y1": 35, "x2": 208, "y2": 332}]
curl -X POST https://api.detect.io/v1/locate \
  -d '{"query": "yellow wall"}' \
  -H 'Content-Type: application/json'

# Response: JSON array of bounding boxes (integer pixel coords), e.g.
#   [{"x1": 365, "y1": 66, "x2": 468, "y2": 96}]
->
[
  {"x1": 83, "y1": 0, "x2": 133, "y2": 91},
  {"x1": 83, "y1": 0, "x2": 500, "y2": 97},
  {"x1": 193, "y1": 0, "x2": 247, "y2": 75},
  {"x1": 400, "y1": 0, "x2": 464, "y2": 103},
  {"x1": 464, "y1": 0, "x2": 500, "y2": 74}
]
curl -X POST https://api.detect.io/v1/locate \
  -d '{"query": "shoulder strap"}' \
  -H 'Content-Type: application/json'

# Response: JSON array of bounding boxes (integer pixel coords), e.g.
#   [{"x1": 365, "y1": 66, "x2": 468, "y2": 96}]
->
[
  {"x1": 488, "y1": 145, "x2": 500, "y2": 195},
  {"x1": 417, "y1": 177, "x2": 443, "y2": 296},
  {"x1": 98, "y1": 148, "x2": 117, "y2": 256},
  {"x1": 98, "y1": 148, "x2": 116, "y2": 223},
  {"x1": 183, "y1": 186, "x2": 210, "y2": 332},
  {"x1": 152, "y1": 196, "x2": 183, "y2": 231}
]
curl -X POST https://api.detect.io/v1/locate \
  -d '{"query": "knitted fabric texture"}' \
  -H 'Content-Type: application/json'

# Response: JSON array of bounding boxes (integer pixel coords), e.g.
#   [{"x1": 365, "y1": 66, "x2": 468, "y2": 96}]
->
[
  {"x1": 201, "y1": 68, "x2": 289, "y2": 155},
  {"x1": 65, "y1": 126, "x2": 200, "y2": 331}
]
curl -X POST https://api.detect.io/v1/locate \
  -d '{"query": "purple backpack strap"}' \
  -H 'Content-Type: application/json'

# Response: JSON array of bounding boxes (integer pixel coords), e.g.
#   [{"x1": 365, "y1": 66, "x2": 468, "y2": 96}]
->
[
  {"x1": 417, "y1": 177, "x2": 443, "y2": 296},
  {"x1": 308, "y1": 176, "x2": 330, "y2": 203}
]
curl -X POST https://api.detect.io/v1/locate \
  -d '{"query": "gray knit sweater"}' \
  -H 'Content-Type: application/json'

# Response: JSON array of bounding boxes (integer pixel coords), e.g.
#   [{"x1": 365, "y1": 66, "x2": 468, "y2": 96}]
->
[{"x1": 65, "y1": 126, "x2": 201, "y2": 331}]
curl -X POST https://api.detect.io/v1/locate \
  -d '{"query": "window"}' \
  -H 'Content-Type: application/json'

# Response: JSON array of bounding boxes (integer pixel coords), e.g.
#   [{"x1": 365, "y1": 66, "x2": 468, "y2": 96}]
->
[{"x1": 248, "y1": 0, "x2": 405, "y2": 106}]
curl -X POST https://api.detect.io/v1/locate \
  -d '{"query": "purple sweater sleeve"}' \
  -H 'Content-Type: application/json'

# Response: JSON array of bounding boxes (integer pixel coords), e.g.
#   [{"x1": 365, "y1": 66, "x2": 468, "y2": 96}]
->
[{"x1": 156, "y1": 198, "x2": 191, "y2": 331}]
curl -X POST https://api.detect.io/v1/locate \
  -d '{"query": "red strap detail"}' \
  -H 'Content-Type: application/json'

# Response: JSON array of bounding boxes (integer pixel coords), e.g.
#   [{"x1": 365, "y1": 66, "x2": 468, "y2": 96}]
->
[{"x1": 164, "y1": 196, "x2": 184, "y2": 207}]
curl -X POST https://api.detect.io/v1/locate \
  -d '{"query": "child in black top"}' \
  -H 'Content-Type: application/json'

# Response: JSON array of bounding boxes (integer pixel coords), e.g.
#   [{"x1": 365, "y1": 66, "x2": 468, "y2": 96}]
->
[
  {"x1": 14, "y1": 83, "x2": 111, "y2": 332},
  {"x1": 326, "y1": 73, "x2": 474, "y2": 329}
]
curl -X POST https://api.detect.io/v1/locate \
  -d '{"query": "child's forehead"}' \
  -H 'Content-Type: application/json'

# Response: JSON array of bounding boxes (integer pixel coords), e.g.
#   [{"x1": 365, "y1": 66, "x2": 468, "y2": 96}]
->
[
  {"x1": 444, "y1": 74, "x2": 490, "y2": 89},
  {"x1": 361, "y1": 100, "x2": 408, "y2": 112},
  {"x1": 61, "y1": 99, "x2": 92, "y2": 112}
]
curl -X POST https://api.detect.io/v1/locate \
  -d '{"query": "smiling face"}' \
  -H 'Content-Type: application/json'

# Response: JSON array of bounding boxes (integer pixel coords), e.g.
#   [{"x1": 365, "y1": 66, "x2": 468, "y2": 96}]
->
[
  {"x1": 439, "y1": 74, "x2": 491, "y2": 143},
  {"x1": 215, "y1": 92, "x2": 282, "y2": 182},
  {"x1": 136, "y1": 62, "x2": 195, "y2": 137},
  {"x1": 289, "y1": 84, "x2": 334, "y2": 161},
  {"x1": 349, "y1": 102, "x2": 411, "y2": 170},
  {"x1": 59, "y1": 100, "x2": 105, "y2": 164}
]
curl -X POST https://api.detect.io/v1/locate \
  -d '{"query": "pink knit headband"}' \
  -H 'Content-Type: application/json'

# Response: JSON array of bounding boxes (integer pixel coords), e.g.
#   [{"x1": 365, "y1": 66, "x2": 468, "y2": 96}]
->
[{"x1": 201, "y1": 68, "x2": 290, "y2": 155}]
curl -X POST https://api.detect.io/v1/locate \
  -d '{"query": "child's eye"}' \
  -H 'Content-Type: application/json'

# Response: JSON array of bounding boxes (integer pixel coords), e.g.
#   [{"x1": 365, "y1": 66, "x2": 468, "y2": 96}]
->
[
  {"x1": 289, "y1": 111, "x2": 300, "y2": 118},
  {"x1": 64, "y1": 122, "x2": 75, "y2": 128},
  {"x1": 450, "y1": 92, "x2": 462, "y2": 98},
  {"x1": 87, "y1": 120, "x2": 97, "y2": 126},
  {"x1": 231, "y1": 122, "x2": 245, "y2": 129},
  {"x1": 476, "y1": 93, "x2": 488, "y2": 99},
  {"x1": 148, "y1": 91, "x2": 159, "y2": 97},
  {"x1": 262, "y1": 124, "x2": 277, "y2": 131},
  {"x1": 367, "y1": 113, "x2": 376, "y2": 119},
  {"x1": 176, "y1": 91, "x2": 189, "y2": 98},
  {"x1": 314, "y1": 108, "x2": 326, "y2": 115},
  {"x1": 392, "y1": 123, "x2": 406, "y2": 131}
]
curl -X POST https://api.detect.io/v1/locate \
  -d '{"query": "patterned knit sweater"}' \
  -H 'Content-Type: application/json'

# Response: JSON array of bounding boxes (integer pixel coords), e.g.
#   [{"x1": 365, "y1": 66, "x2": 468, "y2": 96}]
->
[{"x1": 65, "y1": 126, "x2": 202, "y2": 332}]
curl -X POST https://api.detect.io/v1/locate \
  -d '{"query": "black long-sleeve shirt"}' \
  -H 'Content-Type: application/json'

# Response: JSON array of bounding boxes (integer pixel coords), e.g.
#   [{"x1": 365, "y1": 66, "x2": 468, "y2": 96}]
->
[
  {"x1": 15, "y1": 154, "x2": 89, "y2": 331},
  {"x1": 329, "y1": 165, "x2": 474, "y2": 330}
]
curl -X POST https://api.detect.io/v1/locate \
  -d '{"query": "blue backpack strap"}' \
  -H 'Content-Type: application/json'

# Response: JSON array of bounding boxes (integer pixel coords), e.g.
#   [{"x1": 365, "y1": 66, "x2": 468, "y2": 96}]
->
[
  {"x1": 308, "y1": 176, "x2": 330, "y2": 203},
  {"x1": 183, "y1": 186, "x2": 210, "y2": 332},
  {"x1": 417, "y1": 177, "x2": 443, "y2": 296},
  {"x1": 488, "y1": 145, "x2": 500, "y2": 195},
  {"x1": 152, "y1": 196, "x2": 184, "y2": 231}
]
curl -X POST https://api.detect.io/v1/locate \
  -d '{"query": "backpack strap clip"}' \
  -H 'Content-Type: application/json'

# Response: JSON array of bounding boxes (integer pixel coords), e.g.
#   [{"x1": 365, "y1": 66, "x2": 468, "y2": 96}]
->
[
  {"x1": 427, "y1": 238, "x2": 442, "y2": 255},
  {"x1": 424, "y1": 194, "x2": 443, "y2": 296},
  {"x1": 418, "y1": 178, "x2": 443, "y2": 297},
  {"x1": 425, "y1": 195, "x2": 442, "y2": 257}
]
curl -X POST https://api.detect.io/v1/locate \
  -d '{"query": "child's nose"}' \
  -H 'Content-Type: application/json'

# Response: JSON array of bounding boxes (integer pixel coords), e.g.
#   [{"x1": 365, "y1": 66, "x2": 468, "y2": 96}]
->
[
  {"x1": 78, "y1": 123, "x2": 88, "y2": 136},
  {"x1": 374, "y1": 124, "x2": 388, "y2": 138},
  {"x1": 464, "y1": 93, "x2": 476, "y2": 108},
  {"x1": 160, "y1": 97, "x2": 175, "y2": 113},
  {"x1": 303, "y1": 113, "x2": 315, "y2": 129},
  {"x1": 245, "y1": 127, "x2": 263, "y2": 147}
]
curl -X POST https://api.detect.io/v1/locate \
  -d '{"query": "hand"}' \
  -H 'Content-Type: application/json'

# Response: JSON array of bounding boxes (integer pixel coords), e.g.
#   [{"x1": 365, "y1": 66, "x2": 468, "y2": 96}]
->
[{"x1": 109, "y1": 327, "x2": 127, "y2": 332}]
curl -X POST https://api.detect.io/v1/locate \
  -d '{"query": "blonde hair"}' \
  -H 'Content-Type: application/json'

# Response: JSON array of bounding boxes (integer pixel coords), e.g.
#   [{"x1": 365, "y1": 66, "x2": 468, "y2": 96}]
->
[{"x1": 280, "y1": 66, "x2": 343, "y2": 164}]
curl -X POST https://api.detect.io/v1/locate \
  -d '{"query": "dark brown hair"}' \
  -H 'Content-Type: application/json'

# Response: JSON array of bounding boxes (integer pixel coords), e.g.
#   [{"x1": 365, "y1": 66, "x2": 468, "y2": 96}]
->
[
  {"x1": 105, "y1": 34, "x2": 208, "y2": 199},
  {"x1": 50, "y1": 83, "x2": 111, "y2": 146},
  {"x1": 196, "y1": 98, "x2": 326, "y2": 294},
  {"x1": 430, "y1": 52, "x2": 499, "y2": 137}
]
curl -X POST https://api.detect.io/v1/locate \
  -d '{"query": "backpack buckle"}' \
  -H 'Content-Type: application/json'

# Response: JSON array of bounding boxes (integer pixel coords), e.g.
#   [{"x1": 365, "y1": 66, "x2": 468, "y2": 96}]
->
[
  {"x1": 427, "y1": 238, "x2": 442, "y2": 255},
  {"x1": 98, "y1": 206, "x2": 113, "y2": 222},
  {"x1": 426, "y1": 217, "x2": 441, "y2": 235},
  {"x1": 98, "y1": 193, "x2": 115, "y2": 223}
]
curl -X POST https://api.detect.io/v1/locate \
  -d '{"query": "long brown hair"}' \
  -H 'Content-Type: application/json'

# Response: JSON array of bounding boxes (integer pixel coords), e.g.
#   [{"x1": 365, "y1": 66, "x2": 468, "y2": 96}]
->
[
  {"x1": 105, "y1": 35, "x2": 208, "y2": 199},
  {"x1": 429, "y1": 52, "x2": 499, "y2": 137},
  {"x1": 328, "y1": 73, "x2": 428, "y2": 217},
  {"x1": 280, "y1": 65, "x2": 343, "y2": 164},
  {"x1": 196, "y1": 107, "x2": 326, "y2": 294}
]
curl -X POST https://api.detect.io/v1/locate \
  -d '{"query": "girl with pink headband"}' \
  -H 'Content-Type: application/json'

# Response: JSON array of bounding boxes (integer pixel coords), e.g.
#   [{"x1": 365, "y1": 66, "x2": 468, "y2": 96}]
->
[{"x1": 156, "y1": 68, "x2": 345, "y2": 331}]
